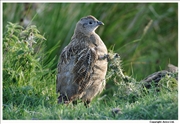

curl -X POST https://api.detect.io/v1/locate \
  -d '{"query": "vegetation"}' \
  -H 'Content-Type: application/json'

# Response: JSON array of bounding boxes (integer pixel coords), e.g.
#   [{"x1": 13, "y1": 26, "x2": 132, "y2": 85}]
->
[{"x1": 2, "y1": 3, "x2": 178, "y2": 120}]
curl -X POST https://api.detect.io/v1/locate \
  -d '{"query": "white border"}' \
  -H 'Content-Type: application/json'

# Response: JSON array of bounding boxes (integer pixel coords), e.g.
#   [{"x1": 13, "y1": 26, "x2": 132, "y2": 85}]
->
[
  {"x1": 1, "y1": 0, "x2": 180, "y2": 3},
  {"x1": 1, "y1": 1, "x2": 179, "y2": 124},
  {"x1": 1, "y1": 120, "x2": 180, "y2": 124}
]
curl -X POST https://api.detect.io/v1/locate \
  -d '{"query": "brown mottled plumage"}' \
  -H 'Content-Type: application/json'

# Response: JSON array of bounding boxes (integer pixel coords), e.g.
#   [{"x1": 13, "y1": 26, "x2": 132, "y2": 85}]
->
[{"x1": 57, "y1": 15, "x2": 108, "y2": 107}]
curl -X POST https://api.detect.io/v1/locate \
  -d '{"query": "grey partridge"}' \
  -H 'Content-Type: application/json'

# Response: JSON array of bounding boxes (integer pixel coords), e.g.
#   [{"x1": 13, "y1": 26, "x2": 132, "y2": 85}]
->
[{"x1": 56, "y1": 15, "x2": 108, "y2": 107}]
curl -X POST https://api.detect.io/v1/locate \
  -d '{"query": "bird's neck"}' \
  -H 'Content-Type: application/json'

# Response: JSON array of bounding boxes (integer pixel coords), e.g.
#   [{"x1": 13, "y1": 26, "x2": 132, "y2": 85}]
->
[
  {"x1": 74, "y1": 30, "x2": 95, "y2": 37},
  {"x1": 72, "y1": 31, "x2": 99, "y2": 45}
]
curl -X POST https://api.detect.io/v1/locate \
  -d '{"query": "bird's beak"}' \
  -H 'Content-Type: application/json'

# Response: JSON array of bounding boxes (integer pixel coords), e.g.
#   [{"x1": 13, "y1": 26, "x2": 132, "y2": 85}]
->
[{"x1": 97, "y1": 21, "x2": 104, "y2": 25}]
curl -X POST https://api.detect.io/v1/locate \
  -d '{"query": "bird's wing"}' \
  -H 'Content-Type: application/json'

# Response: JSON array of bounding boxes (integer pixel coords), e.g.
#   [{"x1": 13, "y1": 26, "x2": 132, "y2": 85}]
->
[
  {"x1": 73, "y1": 46, "x2": 98, "y2": 94},
  {"x1": 57, "y1": 40, "x2": 98, "y2": 95}
]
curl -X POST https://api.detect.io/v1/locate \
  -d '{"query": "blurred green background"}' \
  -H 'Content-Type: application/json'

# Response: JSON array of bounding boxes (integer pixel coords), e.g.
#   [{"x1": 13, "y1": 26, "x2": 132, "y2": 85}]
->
[{"x1": 3, "y1": 3, "x2": 178, "y2": 80}]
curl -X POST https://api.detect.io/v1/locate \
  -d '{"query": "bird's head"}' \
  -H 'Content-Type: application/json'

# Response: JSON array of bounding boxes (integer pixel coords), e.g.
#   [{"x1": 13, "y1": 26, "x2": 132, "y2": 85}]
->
[{"x1": 75, "y1": 15, "x2": 104, "y2": 36}]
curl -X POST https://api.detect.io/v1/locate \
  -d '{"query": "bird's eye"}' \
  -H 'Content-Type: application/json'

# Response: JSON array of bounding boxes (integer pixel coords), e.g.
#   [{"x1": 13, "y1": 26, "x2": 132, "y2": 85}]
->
[{"x1": 89, "y1": 21, "x2": 92, "y2": 24}]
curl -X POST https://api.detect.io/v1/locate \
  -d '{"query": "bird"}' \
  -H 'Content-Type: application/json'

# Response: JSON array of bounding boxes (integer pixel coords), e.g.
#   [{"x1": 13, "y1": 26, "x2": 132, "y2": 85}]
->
[
  {"x1": 142, "y1": 64, "x2": 178, "y2": 89},
  {"x1": 56, "y1": 15, "x2": 108, "y2": 107}
]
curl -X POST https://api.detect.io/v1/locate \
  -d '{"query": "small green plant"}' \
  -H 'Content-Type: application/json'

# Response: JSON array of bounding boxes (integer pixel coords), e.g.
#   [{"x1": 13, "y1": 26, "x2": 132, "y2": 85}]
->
[
  {"x1": 158, "y1": 73, "x2": 178, "y2": 92},
  {"x1": 3, "y1": 22, "x2": 45, "y2": 84},
  {"x1": 106, "y1": 47, "x2": 178, "y2": 105},
  {"x1": 3, "y1": 22, "x2": 57, "y2": 110}
]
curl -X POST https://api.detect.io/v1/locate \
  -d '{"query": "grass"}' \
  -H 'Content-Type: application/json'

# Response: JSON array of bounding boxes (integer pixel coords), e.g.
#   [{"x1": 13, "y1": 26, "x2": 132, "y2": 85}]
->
[
  {"x1": 3, "y1": 82, "x2": 178, "y2": 120},
  {"x1": 2, "y1": 3, "x2": 178, "y2": 120}
]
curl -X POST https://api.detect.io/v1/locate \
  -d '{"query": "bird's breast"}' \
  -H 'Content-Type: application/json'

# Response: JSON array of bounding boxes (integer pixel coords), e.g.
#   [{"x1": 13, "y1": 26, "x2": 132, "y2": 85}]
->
[{"x1": 92, "y1": 43, "x2": 108, "y2": 79}]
